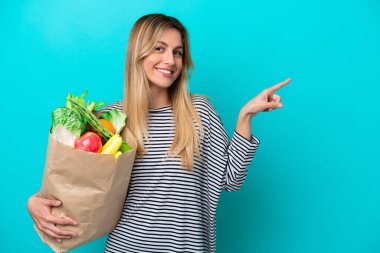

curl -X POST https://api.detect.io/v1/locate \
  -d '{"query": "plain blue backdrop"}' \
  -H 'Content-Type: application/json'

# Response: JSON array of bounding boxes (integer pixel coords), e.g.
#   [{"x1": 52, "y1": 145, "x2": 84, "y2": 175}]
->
[{"x1": 1, "y1": 0, "x2": 379, "y2": 252}]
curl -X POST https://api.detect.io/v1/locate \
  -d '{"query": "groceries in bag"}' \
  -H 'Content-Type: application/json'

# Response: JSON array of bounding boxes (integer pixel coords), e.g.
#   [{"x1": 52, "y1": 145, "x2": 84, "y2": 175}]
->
[{"x1": 34, "y1": 90, "x2": 135, "y2": 253}]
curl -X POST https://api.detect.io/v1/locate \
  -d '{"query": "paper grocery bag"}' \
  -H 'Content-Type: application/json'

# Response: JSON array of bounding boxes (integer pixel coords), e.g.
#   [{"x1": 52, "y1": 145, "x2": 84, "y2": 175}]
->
[{"x1": 34, "y1": 134, "x2": 136, "y2": 252}]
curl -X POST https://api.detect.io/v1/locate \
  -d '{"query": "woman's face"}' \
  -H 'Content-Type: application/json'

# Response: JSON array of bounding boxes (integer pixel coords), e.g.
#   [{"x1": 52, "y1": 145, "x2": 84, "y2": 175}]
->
[{"x1": 143, "y1": 28, "x2": 183, "y2": 92}]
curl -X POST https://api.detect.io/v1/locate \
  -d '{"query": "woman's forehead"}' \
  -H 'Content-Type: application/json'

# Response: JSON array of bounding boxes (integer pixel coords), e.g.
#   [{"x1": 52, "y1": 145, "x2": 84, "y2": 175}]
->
[{"x1": 157, "y1": 28, "x2": 183, "y2": 47}]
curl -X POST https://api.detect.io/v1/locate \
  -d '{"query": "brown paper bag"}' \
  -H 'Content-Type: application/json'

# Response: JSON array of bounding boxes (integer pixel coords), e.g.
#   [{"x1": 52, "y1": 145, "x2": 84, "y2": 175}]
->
[{"x1": 34, "y1": 133, "x2": 136, "y2": 252}]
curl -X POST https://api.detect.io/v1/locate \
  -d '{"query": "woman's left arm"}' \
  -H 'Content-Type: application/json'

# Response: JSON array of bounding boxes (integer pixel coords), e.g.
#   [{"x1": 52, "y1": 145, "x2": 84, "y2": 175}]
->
[
  {"x1": 220, "y1": 78, "x2": 291, "y2": 191},
  {"x1": 203, "y1": 79, "x2": 290, "y2": 191}
]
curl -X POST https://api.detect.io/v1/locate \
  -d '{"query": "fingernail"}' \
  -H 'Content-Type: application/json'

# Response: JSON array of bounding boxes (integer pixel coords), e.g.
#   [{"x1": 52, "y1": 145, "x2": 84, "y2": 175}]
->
[{"x1": 56, "y1": 239, "x2": 62, "y2": 243}]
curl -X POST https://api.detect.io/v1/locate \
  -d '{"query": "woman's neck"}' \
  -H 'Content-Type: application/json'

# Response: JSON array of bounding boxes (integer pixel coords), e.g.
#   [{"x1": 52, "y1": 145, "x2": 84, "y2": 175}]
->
[{"x1": 149, "y1": 86, "x2": 171, "y2": 109}]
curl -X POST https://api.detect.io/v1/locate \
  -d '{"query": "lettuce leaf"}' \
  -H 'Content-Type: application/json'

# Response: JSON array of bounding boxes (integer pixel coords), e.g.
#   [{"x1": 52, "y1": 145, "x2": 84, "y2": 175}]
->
[
  {"x1": 51, "y1": 107, "x2": 86, "y2": 137},
  {"x1": 52, "y1": 124, "x2": 78, "y2": 147},
  {"x1": 99, "y1": 109, "x2": 127, "y2": 134}
]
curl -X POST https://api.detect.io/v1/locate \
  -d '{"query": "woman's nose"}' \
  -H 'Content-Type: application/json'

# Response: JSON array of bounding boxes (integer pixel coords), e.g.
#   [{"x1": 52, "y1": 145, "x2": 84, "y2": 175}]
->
[{"x1": 163, "y1": 51, "x2": 174, "y2": 65}]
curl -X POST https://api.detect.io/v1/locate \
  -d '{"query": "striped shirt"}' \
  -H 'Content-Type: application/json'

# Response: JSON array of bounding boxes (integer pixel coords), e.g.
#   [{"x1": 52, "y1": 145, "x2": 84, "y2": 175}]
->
[{"x1": 102, "y1": 95, "x2": 260, "y2": 253}]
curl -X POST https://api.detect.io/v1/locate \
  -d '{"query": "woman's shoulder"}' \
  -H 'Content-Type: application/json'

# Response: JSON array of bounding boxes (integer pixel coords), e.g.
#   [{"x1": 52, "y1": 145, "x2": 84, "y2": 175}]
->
[
  {"x1": 191, "y1": 94, "x2": 216, "y2": 114},
  {"x1": 191, "y1": 94, "x2": 224, "y2": 130},
  {"x1": 99, "y1": 100, "x2": 123, "y2": 112}
]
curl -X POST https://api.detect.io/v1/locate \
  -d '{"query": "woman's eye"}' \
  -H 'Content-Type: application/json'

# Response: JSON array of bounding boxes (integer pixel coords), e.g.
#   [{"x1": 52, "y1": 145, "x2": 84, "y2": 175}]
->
[
  {"x1": 155, "y1": 47, "x2": 164, "y2": 52},
  {"x1": 174, "y1": 51, "x2": 183, "y2": 57}
]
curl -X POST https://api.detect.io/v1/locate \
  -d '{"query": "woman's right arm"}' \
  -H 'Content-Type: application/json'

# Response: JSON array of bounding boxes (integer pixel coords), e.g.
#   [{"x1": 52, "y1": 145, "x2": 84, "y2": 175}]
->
[{"x1": 27, "y1": 194, "x2": 78, "y2": 241}]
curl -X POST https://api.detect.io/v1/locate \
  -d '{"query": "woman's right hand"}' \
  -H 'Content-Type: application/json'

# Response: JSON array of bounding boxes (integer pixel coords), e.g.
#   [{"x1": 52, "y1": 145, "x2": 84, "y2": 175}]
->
[{"x1": 27, "y1": 194, "x2": 78, "y2": 242}]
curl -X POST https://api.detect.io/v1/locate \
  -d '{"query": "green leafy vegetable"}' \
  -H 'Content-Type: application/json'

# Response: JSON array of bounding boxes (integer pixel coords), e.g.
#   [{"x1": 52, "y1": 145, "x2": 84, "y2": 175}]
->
[
  {"x1": 66, "y1": 90, "x2": 104, "y2": 112},
  {"x1": 51, "y1": 107, "x2": 86, "y2": 137},
  {"x1": 52, "y1": 124, "x2": 78, "y2": 147},
  {"x1": 99, "y1": 109, "x2": 127, "y2": 134},
  {"x1": 68, "y1": 98, "x2": 133, "y2": 152},
  {"x1": 119, "y1": 142, "x2": 133, "y2": 152},
  {"x1": 67, "y1": 98, "x2": 113, "y2": 141}
]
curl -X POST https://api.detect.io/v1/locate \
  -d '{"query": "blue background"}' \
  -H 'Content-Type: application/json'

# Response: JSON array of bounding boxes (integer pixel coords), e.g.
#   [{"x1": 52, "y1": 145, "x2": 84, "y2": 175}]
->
[{"x1": 1, "y1": 0, "x2": 379, "y2": 252}]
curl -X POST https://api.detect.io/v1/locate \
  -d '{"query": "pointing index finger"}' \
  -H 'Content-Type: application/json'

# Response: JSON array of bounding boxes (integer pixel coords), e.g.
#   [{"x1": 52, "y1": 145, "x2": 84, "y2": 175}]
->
[{"x1": 268, "y1": 78, "x2": 291, "y2": 92}]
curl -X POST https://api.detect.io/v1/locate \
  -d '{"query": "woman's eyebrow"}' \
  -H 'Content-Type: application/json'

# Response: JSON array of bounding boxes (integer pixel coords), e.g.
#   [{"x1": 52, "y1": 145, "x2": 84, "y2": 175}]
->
[{"x1": 157, "y1": 41, "x2": 183, "y2": 49}]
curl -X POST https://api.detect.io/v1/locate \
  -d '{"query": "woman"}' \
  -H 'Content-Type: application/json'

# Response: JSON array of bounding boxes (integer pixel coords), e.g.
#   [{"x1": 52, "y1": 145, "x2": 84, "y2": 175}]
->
[{"x1": 28, "y1": 14, "x2": 290, "y2": 252}]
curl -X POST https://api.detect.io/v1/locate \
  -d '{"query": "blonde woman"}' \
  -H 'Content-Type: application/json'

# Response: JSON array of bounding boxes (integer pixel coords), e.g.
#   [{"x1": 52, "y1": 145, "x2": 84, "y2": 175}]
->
[{"x1": 28, "y1": 14, "x2": 290, "y2": 252}]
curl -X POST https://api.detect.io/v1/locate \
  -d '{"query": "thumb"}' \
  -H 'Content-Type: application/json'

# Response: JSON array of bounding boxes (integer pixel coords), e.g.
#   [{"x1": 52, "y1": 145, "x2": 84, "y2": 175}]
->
[
  {"x1": 44, "y1": 198, "x2": 61, "y2": 207},
  {"x1": 265, "y1": 101, "x2": 282, "y2": 110}
]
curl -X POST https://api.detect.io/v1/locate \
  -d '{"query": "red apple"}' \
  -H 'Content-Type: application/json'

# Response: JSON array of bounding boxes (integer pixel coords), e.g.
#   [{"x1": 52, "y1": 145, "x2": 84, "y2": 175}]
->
[{"x1": 74, "y1": 132, "x2": 102, "y2": 153}]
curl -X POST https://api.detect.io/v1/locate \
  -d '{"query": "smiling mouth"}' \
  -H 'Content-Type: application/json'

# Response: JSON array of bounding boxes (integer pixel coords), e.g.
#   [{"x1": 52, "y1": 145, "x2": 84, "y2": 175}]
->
[{"x1": 156, "y1": 68, "x2": 174, "y2": 75}]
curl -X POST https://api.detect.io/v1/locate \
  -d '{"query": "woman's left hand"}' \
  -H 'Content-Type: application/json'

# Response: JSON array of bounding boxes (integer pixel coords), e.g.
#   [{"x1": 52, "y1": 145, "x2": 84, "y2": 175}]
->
[{"x1": 241, "y1": 78, "x2": 291, "y2": 116}]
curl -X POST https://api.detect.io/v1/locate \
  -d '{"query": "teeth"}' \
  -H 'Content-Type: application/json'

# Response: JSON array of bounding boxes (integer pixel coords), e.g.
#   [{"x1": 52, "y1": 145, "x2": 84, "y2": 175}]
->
[{"x1": 157, "y1": 69, "x2": 172, "y2": 75}]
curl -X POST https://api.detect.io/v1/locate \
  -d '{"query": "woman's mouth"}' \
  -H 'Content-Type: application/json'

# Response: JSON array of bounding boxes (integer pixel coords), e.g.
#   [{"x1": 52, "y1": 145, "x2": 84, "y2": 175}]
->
[{"x1": 156, "y1": 68, "x2": 174, "y2": 77}]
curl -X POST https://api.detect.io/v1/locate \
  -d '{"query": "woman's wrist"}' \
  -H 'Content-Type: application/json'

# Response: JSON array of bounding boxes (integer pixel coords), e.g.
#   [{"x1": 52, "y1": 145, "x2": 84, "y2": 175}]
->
[
  {"x1": 235, "y1": 108, "x2": 253, "y2": 140},
  {"x1": 239, "y1": 107, "x2": 255, "y2": 120}
]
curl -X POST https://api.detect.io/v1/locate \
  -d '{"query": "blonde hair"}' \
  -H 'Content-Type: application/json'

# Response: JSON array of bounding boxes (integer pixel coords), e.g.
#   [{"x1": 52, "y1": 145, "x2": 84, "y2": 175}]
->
[{"x1": 123, "y1": 14, "x2": 203, "y2": 169}]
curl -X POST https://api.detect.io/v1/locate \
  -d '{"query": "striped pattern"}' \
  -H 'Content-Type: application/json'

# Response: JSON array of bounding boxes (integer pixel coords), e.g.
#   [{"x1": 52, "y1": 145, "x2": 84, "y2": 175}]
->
[{"x1": 102, "y1": 95, "x2": 259, "y2": 253}]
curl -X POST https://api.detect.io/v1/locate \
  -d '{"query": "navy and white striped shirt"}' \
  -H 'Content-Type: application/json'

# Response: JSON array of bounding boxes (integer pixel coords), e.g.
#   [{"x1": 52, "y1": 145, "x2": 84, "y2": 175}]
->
[{"x1": 102, "y1": 95, "x2": 259, "y2": 253}]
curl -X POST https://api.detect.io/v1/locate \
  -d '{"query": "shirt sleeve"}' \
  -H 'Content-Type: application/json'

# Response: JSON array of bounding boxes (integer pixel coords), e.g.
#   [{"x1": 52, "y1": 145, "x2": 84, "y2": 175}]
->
[{"x1": 204, "y1": 101, "x2": 260, "y2": 192}]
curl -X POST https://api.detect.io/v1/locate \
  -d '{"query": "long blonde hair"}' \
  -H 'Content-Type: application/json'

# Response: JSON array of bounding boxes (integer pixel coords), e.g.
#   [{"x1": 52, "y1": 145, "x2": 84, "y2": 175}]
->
[{"x1": 123, "y1": 14, "x2": 203, "y2": 169}]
